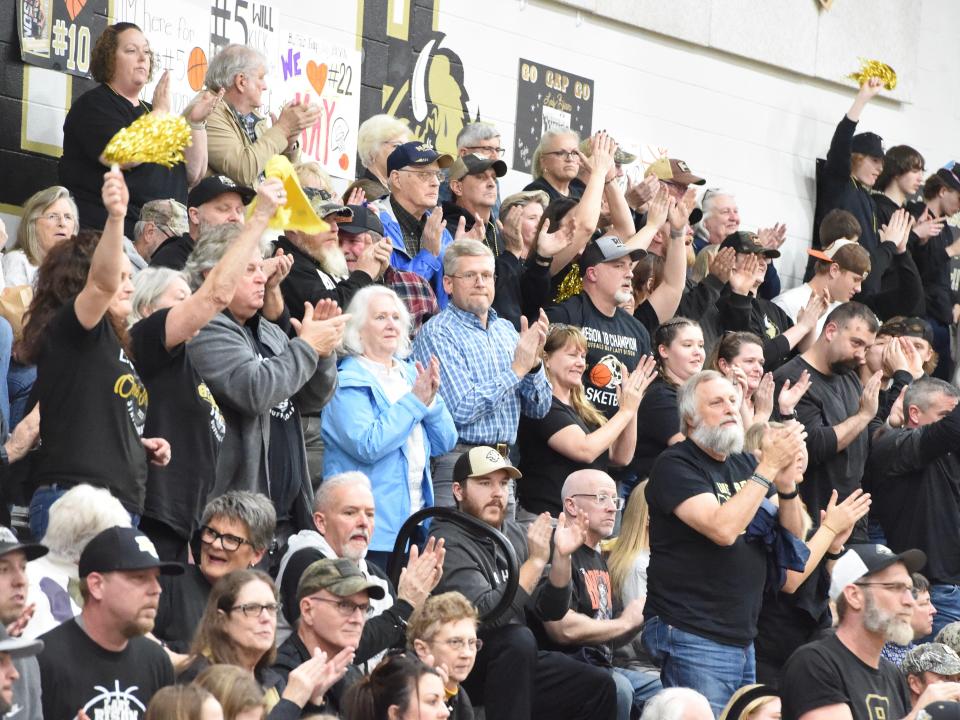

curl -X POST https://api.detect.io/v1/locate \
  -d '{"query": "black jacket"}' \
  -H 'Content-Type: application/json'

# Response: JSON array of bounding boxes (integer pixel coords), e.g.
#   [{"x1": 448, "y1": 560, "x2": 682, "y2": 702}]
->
[
  {"x1": 864, "y1": 194, "x2": 926, "y2": 320},
  {"x1": 273, "y1": 632, "x2": 364, "y2": 716},
  {"x1": 150, "y1": 233, "x2": 195, "y2": 270},
  {"x1": 716, "y1": 289, "x2": 795, "y2": 371}
]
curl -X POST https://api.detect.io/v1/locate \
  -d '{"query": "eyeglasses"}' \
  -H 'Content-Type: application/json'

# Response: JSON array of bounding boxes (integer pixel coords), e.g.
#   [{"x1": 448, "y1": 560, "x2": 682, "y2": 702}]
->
[
  {"x1": 854, "y1": 582, "x2": 914, "y2": 595},
  {"x1": 396, "y1": 169, "x2": 444, "y2": 183},
  {"x1": 38, "y1": 212, "x2": 75, "y2": 225},
  {"x1": 543, "y1": 150, "x2": 579, "y2": 161},
  {"x1": 230, "y1": 602, "x2": 280, "y2": 618},
  {"x1": 309, "y1": 596, "x2": 373, "y2": 617},
  {"x1": 463, "y1": 146, "x2": 505, "y2": 158},
  {"x1": 449, "y1": 271, "x2": 494, "y2": 284},
  {"x1": 571, "y1": 493, "x2": 625, "y2": 510},
  {"x1": 434, "y1": 637, "x2": 483, "y2": 652},
  {"x1": 200, "y1": 525, "x2": 252, "y2": 553}
]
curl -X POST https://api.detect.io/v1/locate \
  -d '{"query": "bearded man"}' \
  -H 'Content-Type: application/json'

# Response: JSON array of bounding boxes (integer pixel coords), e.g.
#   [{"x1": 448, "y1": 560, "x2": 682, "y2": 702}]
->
[{"x1": 641, "y1": 370, "x2": 806, "y2": 715}]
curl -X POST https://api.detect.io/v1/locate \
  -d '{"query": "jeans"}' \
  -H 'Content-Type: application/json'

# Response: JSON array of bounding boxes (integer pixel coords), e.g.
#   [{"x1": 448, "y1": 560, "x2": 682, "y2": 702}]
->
[
  {"x1": 30, "y1": 485, "x2": 139, "y2": 542},
  {"x1": 642, "y1": 616, "x2": 755, "y2": 717},
  {"x1": 612, "y1": 666, "x2": 662, "y2": 720},
  {"x1": 929, "y1": 584, "x2": 960, "y2": 640}
]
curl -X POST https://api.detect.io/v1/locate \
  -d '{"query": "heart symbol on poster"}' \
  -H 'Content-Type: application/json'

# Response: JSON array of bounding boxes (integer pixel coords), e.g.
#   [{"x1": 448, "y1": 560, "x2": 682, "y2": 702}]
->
[
  {"x1": 66, "y1": 0, "x2": 87, "y2": 20},
  {"x1": 306, "y1": 62, "x2": 328, "y2": 96}
]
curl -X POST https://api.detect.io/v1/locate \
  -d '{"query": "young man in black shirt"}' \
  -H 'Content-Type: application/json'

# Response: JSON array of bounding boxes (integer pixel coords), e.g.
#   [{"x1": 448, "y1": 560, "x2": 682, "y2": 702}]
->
[
  {"x1": 774, "y1": 302, "x2": 881, "y2": 537},
  {"x1": 38, "y1": 527, "x2": 182, "y2": 720},
  {"x1": 642, "y1": 370, "x2": 805, "y2": 715},
  {"x1": 781, "y1": 544, "x2": 960, "y2": 720},
  {"x1": 869, "y1": 378, "x2": 960, "y2": 638}
]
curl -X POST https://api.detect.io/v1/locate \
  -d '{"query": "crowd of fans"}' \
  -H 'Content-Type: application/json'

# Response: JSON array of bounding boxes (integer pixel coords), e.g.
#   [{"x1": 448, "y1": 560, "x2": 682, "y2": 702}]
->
[{"x1": 2, "y1": 19, "x2": 960, "y2": 720}]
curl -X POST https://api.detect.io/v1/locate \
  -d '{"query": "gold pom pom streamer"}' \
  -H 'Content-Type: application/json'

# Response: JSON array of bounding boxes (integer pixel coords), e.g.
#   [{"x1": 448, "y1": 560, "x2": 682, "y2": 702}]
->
[
  {"x1": 553, "y1": 263, "x2": 583, "y2": 303},
  {"x1": 102, "y1": 113, "x2": 192, "y2": 168},
  {"x1": 847, "y1": 58, "x2": 897, "y2": 91}
]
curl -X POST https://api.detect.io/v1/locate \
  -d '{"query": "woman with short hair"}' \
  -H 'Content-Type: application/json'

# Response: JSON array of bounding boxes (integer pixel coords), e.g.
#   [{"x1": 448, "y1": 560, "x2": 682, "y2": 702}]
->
[{"x1": 356, "y1": 115, "x2": 413, "y2": 200}]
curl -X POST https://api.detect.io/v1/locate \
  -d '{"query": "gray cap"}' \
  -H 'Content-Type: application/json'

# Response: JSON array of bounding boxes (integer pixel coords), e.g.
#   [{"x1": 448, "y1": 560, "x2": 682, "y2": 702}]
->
[
  {"x1": 139, "y1": 199, "x2": 189, "y2": 237},
  {"x1": 902, "y1": 643, "x2": 960, "y2": 677},
  {"x1": 0, "y1": 626, "x2": 42, "y2": 659},
  {"x1": 936, "y1": 622, "x2": 960, "y2": 656}
]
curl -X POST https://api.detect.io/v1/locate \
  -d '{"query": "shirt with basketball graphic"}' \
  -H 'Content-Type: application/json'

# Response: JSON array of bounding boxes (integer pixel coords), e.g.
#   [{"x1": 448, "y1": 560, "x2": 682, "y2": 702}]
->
[
  {"x1": 546, "y1": 293, "x2": 652, "y2": 419},
  {"x1": 38, "y1": 618, "x2": 174, "y2": 720},
  {"x1": 32, "y1": 301, "x2": 149, "y2": 513},
  {"x1": 131, "y1": 308, "x2": 225, "y2": 540}
]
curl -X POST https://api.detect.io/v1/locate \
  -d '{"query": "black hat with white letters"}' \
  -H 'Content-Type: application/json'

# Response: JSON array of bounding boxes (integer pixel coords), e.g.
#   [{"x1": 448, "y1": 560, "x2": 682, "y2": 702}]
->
[{"x1": 79, "y1": 527, "x2": 184, "y2": 577}]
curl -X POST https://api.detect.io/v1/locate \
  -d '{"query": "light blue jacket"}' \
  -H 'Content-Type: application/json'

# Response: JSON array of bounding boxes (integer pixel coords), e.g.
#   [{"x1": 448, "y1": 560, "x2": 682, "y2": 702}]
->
[
  {"x1": 321, "y1": 355, "x2": 458, "y2": 552},
  {"x1": 375, "y1": 200, "x2": 453, "y2": 308}
]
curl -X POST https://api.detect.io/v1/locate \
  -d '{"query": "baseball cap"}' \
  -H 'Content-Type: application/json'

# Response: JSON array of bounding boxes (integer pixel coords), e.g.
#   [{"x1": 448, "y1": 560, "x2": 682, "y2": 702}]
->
[
  {"x1": 828, "y1": 543, "x2": 926, "y2": 601},
  {"x1": 937, "y1": 622, "x2": 960, "y2": 655},
  {"x1": 578, "y1": 137, "x2": 637, "y2": 166},
  {"x1": 0, "y1": 526, "x2": 46, "y2": 562},
  {"x1": 0, "y1": 626, "x2": 42, "y2": 659},
  {"x1": 448, "y1": 154, "x2": 508, "y2": 182},
  {"x1": 296, "y1": 557, "x2": 386, "y2": 602},
  {"x1": 453, "y1": 446, "x2": 522, "y2": 484},
  {"x1": 645, "y1": 157, "x2": 705, "y2": 186},
  {"x1": 936, "y1": 167, "x2": 960, "y2": 194},
  {"x1": 807, "y1": 238, "x2": 868, "y2": 270},
  {"x1": 851, "y1": 132, "x2": 885, "y2": 159},
  {"x1": 902, "y1": 643, "x2": 960, "y2": 677},
  {"x1": 306, "y1": 193, "x2": 352, "y2": 221},
  {"x1": 188, "y1": 175, "x2": 256, "y2": 208},
  {"x1": 720, "y1": 231, "x2": 781, "y2": 259},
  {"x1": 718, "y1": 684, "x2": 778, "y2": 720},
  {"x1": 919, "y1": 703, "x2": 960, "y2": 720},
  {"x1": 79, "y1": 527, "x2": 184, "y2": 578},
  {"x1": 878, "y1": 316, "x2": 935, "y2": 345},
  {"x1": 139, "y1": 199, "x2": 189, "y2": 237},
  {"x1": 339, "y1": 205, "x2": 385, "y2": 236},
  {"x1": 578, "y1": 235, "x2": 647, "y2": 274},
  {"x1": 387, "y1": 142, "x2": 454, "y2": 175}
]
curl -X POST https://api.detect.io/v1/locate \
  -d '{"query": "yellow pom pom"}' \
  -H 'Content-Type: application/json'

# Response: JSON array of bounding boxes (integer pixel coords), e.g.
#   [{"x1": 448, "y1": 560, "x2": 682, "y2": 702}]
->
[
  {"x1": 848, "y1": 58, "x2": 897, "y2": 91},
  {"x1": 102, "y1": 113, "x2": 192, "y2": 167},
  {"x1": 553, "y1": 264, "x2": 583, "y2": 303}
]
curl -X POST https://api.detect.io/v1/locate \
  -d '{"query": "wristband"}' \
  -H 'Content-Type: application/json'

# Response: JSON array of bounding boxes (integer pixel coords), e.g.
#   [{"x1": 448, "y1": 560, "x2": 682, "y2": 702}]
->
[
  {"x1": 825, "y1": 547, "x2": 845, "y2": 561},
  {"x1": 189, "y1": 121, "x2": 206, "y2": 130},
  {"x1": 534, "y1": 253, "x2": 552, "y2": 267},
  {"x1": 749, "y1": 472, "x2": 772, "y2": 490},
  {"x1": 777, "y1": 487, "x2": 799, "y2": 500}
]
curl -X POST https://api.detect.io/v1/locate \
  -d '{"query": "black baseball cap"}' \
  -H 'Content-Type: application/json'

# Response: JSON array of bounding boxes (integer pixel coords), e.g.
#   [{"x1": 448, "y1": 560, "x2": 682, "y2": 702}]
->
[
  {"x1": 188, "y1": 175, "x2": 256, "y2": 208},
  {"x1": 720, "y1": 231, "x2": 781, "y2": 259},
  {"x1": 79, "y1": 527, "x2": 184, "y2": 577},
  {"x1": 918, "y1": 703, "x2": 960, "y2": 720},
  {"x1": 578, "y1": 235, "x2": 646, "y2": 275},
  {"x1": 936, "y1": 167, "x2": 960, "y2": 193},
  {"x1": 829, "y1": 543, "x2": 926, "y2": 601},
  {"x1": 0, "y1": 526, "x2": 46, "y2": 562},
  {"x1": 448, "y1": 154, "x2": 507, "y2": 182},
  {"x1": 339, "y1": 205, "x2": 385, "y2": 236},
  {"x1": 851, "y1": 132, "x2": 885, "y2": 159},
  {"x1": 387, "y1": 142, "x2": 453, "y2": 174}
]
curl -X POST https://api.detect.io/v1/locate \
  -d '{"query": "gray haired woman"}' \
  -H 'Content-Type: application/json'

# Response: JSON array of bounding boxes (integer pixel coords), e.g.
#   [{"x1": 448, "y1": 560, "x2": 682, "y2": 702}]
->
[{"x1": 4, "y1": 186, "x2": 79, "y2": 288}]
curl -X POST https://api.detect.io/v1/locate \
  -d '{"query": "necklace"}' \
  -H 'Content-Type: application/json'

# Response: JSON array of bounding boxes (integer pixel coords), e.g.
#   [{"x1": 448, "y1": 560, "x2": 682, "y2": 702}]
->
[{"x1": 106, "y1": 82, "x2": 147, "y2": 110}]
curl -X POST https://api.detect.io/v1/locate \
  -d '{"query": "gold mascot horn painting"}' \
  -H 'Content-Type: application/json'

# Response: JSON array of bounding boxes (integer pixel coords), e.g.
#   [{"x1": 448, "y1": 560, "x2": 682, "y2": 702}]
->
[{"x1": 360, "y1": 0, "x2": 472, "y2": 156}]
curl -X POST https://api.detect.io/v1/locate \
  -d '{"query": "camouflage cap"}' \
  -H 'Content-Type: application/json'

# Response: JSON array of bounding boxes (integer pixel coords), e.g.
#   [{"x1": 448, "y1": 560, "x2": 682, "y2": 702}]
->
[
  {"x1": 296, "y1": 557, "x2": 386, "y2": 602},
  {"x1": 139, "y1": 199, "x2": 188, "y2": 237},
  {"x1": 902, "y1": 643, "x2": 960, "y2": 677},
  {"x1": 578, "y1": 137, "x2": 636, "y2": 166},
  {"x1": 937, "y1": 623, "x2": 960, "y2": 657}
]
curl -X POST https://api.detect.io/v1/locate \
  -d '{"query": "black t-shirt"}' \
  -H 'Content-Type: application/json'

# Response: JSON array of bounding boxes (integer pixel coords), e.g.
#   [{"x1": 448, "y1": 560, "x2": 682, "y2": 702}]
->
[
  {"x1": 38, "y1": 618, "x2": 174, "y2": 720},
  {"x1": 154, "y1": 564, "x2": 211, "y2": 652},
  {"x1": 60, "y1": 84, "x2": 187, "y2": 236},
  {"x1": 632, "y1": 300, "x2": 660, "y2": 338},
  {"x1": 149, "y1": 234, "x2": 195, "y2": 271},
  {"x1": 516, "y1": 397, "x2": 607, "y2": 515},
  {"x1": 131, "y1": 309, "x2": 225, "y2": 539},
  {"x1": 523, "y1": 177, "x2": 583, "y2": 203},
  {"x1": 630, "y1": 378, "x2": 679, "y2": 481},
  {"x1": 773, "y1": 356, "x2": 867, "y2": 517},
  {"x1": 568, "y1": 545, "x2": 619, "y2": 658},
  {"x1": 781, "y1": 633, "x2": 910, "y2": 720},
  {"x1": 645, "y1": 439, "x2": 764, "y2": 646},
  {"x1": 32, "y1": 302, "x2": 148, "y2": 512},
  {"x1": 546, "y1": 293, "x2": 652, "y2": 420}
]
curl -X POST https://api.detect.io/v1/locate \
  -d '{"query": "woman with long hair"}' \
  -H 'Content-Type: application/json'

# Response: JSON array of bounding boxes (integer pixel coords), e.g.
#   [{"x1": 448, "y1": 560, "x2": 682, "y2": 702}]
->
[
  {"x1": 194, "y1": 664, "x2": 267, "y2": 720},
  {"x1": 344, "y1": 653, "x2": 449, "y2": 720},
  {"x1": 5, "y1": 185, "x2": 79, "y2": 287},
  {"x1": 516, "y1": 324, "x2": 656, "y2": 517},
  {"x1": 146, "y1": 685, "x2": 223, "y2": 720},
  {"x1": 607, "y1": 480, "x2": 651, "y2": 606}
]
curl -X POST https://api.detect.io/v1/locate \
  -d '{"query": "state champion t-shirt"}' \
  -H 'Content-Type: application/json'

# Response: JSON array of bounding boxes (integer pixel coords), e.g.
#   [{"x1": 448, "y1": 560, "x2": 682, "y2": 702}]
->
[{"x1": 547, "y1": 293, "x2": 652, "y2": 419}]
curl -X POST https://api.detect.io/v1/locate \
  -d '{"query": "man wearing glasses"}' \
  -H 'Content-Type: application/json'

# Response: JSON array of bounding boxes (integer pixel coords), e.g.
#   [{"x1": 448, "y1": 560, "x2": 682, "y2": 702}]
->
[
  {"x1": 376, "y1": 141, "x2": 456, "y2": 307},
  {"x1": 541, "y1": 469, "x2": 661, "y2": 720},
  {"x1": 781, "y1": 544, "x2": 960, "y2": 720},
  {"x1": 439, "y1": 122, "x2": 506, "y2": 219},
  {"x1": 273, "y1": 557, "x2": 379, "y2": 716}
]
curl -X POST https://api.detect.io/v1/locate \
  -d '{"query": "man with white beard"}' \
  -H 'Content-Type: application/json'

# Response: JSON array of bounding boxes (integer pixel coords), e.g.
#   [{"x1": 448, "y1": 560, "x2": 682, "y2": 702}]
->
[
  {"x1": 781, "y1": 545, "x2": 960, "y2": 720},
  {"x1": 641, "y1": 370, "x2": 807, "y2": 715}
]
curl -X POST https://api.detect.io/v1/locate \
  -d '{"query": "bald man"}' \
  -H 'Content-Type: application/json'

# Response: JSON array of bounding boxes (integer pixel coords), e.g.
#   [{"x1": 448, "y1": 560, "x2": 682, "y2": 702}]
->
[{"x1": 541, "y1": 469, "x2": 661, "y2": 720}]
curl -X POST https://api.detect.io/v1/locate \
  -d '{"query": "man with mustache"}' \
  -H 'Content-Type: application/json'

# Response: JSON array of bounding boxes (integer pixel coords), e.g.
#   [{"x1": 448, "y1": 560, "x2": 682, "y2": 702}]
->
[
  {"x1": 781, "y1": 545, "x2": 960, "y2": 720},
  {"x1": 642, "y1": 370, "x2": 806, "y2": 714},
  {"x1": 773, "y1": 302, "x2": 881, "y2": 535},
  {"x1": 36, "y1": 527, "x2": 182, "y2": 720}
]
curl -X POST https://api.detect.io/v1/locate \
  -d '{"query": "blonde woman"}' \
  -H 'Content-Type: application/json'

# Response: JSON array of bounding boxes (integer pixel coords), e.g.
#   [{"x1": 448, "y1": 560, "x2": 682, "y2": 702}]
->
[
  {"x1": 607, "y1": 480, "x2": 651, "y2": 606},
  {"x1": 5, "y1": 186, "x2": 79, "y2": 287}
]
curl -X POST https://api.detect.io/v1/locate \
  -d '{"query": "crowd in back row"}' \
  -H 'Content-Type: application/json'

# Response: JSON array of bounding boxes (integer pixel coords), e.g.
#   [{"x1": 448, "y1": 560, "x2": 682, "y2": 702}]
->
[{"x1": 2, "y1": 18, "x2": 960, "y2": 720}]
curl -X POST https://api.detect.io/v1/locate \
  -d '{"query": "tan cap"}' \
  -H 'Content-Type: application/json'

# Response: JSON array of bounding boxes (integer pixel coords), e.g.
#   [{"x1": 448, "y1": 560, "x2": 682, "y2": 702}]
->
[
  {"x1": 453, "y1": 446, "x2": 522, "y2": 484},
  {"x1": 644, "y1": 157, "x2": 705, "y2": 186},
  {"x1": 139, "y1": 199, "x2": 188, "y2": 236}
]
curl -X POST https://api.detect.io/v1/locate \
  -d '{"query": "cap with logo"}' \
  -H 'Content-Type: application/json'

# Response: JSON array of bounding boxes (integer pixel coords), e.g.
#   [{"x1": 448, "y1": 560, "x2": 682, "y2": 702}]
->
[
  {"x1": 296, "y1": 557, "x2": 386, "y2": 602},
  {"x1": 851, "y1": 132, "x2": 885, "y2": 160},
  {"x1": 387, "y1": 142, "x2": 454, "y2": 175},
  {"x1": 0, "y1": 526, "x2": 46, "y2": 562},
  {"x1": 578, "y1": 137, "x2": 637, "y2": 166},
  {"x1": 645, "y1": 157, "x2": 705, "y2": 186},
  {"x1": 79, "y1": 526, "x2": 184, "y2": 577},
  {"x1": 453, "y1": 446, "x2": 522, "y2": 484},
  {"x1": 918, "y1": 703, "x2": 960, "y2": 720},
  {"x1": 304, "y1": 190, "x2": 353, "y2": 221},
  {"x1": 578, "y1": 235, "x2": 647, "y2": 275},
  {"x1": 448, "y1": 154, "x2": 508, "y2": 182},
  {"x1": 188, "y1": 175, "x2": 256, "y2": 208},
  {"x1": 807, "y1": 238, "x2": 863, "y2": 267},
  {"x1": 902, "y1": 643, "x2": 960, "y2": 677},
  {"x1": 828, "y1": 543, "x2": 926, "y2": 601},
  {"x1": 720, "y1": 231, "x2": 781, "y2": 259},
  {"x1": 339, "y1": 205, "x2": 385, "y2": 237},
  {"x1": 0, "y1": 626, "x2": 42, "y2": 659},
  {"x1": 139, "y1": 199, "x2": 189, "y2": 237}
]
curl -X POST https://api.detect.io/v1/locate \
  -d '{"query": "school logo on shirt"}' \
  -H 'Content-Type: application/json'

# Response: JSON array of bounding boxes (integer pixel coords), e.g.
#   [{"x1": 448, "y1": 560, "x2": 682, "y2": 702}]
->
[
  {"x1": 864, "y1": 693, "x2": 891, "y2": 720},
  {"x1": 579, "y1": 567, "x2": 613, "y2": 620},
  {"x1": 197, "y1": 383, "x2": 225, "y2": 442},
  {"x1": 587, "y1": 354, "x2": 623, "y2": 390},
  {"x1": 82, "y1": 680, "x2": 147, "y2": 719},
  {"x1": 115, "y1": 349, "x2": 147, "y2": 434},
  {"x1": 271, "y1": 398, "x2": 296, "y2": 422}
]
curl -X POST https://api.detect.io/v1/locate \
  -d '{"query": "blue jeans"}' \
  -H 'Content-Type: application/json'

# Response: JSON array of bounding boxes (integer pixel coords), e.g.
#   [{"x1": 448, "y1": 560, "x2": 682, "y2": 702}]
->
[
  {"x1": 929, "y1": 584, "x2": 960, "y2": 641},
  {"x1": 642, "y1": 616, "x2": 755, "y2": 717},
  {"x1": 612, "y1": 666, "x2": 662, "y2": 720},
  {"x1": 30, "y1": 485, "x2": 139, "y2": 541}
]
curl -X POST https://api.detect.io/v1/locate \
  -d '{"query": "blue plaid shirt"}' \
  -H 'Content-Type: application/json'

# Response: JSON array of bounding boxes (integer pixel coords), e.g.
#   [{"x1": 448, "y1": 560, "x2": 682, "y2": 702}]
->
[{"x1": 412, "y1": 304, "x2": 552, "y2": 444}]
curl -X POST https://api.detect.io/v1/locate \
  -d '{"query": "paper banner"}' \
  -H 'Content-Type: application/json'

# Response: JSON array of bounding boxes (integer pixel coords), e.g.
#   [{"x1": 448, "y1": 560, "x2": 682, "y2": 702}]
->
[{"x1": 18, "y1": 0, "x2": 109, "y2": 78}]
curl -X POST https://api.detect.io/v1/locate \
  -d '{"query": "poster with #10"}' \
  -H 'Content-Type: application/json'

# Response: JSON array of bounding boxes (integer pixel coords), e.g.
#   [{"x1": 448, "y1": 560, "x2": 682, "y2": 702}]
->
[{"x1": 17, "y1": 0, "x2": 108, "y2": 78}]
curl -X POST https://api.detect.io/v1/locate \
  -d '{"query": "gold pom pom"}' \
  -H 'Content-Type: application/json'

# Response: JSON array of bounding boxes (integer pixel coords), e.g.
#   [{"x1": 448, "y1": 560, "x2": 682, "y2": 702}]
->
[
  {"x1": 848, "y1": 58, "x2": 897, "y2": 91},
  {"x1": 553, "y1": 264, "x2": 583, "y2": 303},
  {"x1": 102, "y1": 113, "x2": 192, "y2": 168}
]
